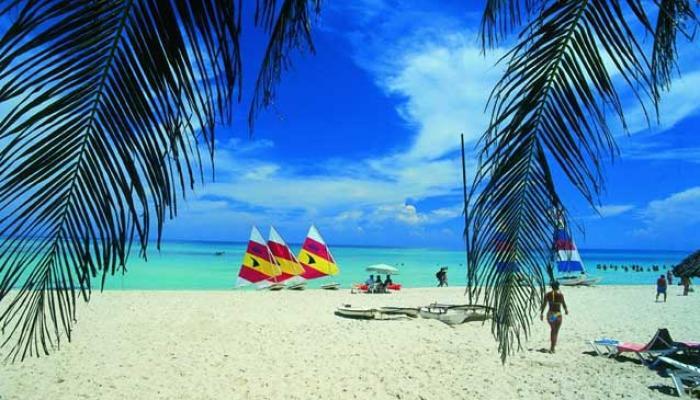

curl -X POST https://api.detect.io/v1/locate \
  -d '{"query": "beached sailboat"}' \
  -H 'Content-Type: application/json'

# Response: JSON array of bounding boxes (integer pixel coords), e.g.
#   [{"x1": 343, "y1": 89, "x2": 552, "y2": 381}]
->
[
  {"x1": 297, "y1": 225, "x2": 340, "y2": 290},
  {"x1": 236, "y1": 226, "x2": 282, "y2": 288},
  {"x1": 268, "y1": 226, "x2": 306, "y2": 290},
  {"x1": 554, "y1": 226, "x2": 601, "y2": 286}
]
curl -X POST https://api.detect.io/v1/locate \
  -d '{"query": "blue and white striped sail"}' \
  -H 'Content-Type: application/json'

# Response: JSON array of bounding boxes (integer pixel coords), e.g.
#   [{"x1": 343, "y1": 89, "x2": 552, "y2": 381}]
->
[{"x1": 554, "y1": 228, "x2": 585, "y2": 274}]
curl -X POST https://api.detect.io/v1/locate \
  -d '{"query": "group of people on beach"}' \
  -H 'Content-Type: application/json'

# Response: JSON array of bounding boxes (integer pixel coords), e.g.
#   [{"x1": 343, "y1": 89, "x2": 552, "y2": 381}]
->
[
  {"x1": 364, "y1": 274, "x2": 393, "y2": 293},
  {"x1": 656, "y1": 272, "x2": 693, "y2": 302},
  {"x1": 541, "y1": 271, "x2": 694, "y2": 354}
]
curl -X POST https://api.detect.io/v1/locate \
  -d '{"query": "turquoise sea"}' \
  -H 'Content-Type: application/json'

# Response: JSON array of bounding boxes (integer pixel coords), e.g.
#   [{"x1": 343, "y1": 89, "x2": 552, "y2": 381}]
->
[{"x1": 99, "y1": 241, "x2": 688, "y2": 290}]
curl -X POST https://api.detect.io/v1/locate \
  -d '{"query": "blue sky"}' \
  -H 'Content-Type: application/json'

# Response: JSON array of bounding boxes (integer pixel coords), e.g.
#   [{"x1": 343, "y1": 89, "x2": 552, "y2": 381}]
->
[{"x1": 163, "y1": 1, "x2": 700, "y2": 251}]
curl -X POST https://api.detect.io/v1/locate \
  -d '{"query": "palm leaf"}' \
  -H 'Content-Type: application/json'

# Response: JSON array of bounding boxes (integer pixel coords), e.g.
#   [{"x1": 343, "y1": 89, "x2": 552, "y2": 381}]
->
[
  {"x1": 0, "y1": 0, "x2": 242, "y2": 361},
  {"x1": 651, "y1": 0, "x2": 698, "y2": 95},
  {"x1": 248, "y1": 0, "x2": 321, "y2": 129},
  {"x1": 471, "y1": 0, "x2": 677, "y2": 363}
]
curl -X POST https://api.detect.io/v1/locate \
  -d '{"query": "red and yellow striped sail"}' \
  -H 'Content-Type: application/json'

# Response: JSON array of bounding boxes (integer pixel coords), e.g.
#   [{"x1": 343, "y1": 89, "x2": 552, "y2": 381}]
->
[
  {"x1": 297, "y1": 225, "x2": 339, "y2": 280},
  {"x1": 237, "y1": 226, "x2": 281, "y2": 286},
  {"x1": 267, "y1": 226, "x2": 304, "y2": 283}
]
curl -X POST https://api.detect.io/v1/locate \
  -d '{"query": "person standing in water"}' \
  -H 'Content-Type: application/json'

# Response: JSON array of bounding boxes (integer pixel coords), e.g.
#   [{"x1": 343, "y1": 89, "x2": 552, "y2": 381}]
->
[{"x1": 540, "y1": 281, "x2": 569, "y2": 354}]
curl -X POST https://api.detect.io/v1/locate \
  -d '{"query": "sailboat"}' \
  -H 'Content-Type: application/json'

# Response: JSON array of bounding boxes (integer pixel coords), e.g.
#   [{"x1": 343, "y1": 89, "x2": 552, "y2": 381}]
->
[
  {"x1": 554, "y1": 226, "x2": 602, "y2": 286},
  {"x1": 297, "y1": 225, "x2": 340, "y2": 290},
  {"x1": 267, "y1": 226, "x2": 306, "y2": 290},
  {"x1": 236, "y1": 226, "x2": 282, "y2": 288}
]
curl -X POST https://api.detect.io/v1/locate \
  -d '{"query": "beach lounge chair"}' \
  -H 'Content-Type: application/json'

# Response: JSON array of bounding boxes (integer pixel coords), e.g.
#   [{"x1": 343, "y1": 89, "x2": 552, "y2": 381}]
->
[
  {"x1": 589, "y1": 328, "x2": 678, "y2": 365},
  {"x1": 657, "y1": 356, "x2": 700, "y2": 397}
]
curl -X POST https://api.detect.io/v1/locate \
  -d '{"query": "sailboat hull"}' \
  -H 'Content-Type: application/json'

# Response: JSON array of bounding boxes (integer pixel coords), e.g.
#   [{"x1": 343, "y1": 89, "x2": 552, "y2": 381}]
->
[
  {"x1": 557, "y1": 276, "x2": 586, "y2": 286},
  {"x1": 320, "y1": 283, "x2": 340, "y2": 290},
  {"x1": 287, "y1": 282, "x2": 307, "y2": 290}
]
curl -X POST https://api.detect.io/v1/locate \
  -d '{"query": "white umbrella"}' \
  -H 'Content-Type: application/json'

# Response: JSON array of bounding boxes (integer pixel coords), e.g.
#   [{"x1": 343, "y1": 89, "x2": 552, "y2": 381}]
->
[{"x1": 365, "y1": 264, "x2": 399, "y2": 275}]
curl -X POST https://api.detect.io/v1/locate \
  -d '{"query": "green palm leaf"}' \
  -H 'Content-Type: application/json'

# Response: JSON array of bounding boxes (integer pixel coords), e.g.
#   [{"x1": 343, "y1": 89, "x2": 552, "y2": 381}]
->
[
  {"x1": 249, "y1": 0, "x2": 320, "y2": 128},
  {"x1": 471, "y1": 0, "x2": 697, "y2": 362},
  {"x1": 0, "y1": 0, "x2": 245, "y2": 361}
]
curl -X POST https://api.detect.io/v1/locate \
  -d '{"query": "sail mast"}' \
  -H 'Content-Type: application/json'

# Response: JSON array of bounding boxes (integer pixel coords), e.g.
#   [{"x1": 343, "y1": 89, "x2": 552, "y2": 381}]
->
[{"x1": 461, "y1": 133, "x2": 473, "y2": 304}]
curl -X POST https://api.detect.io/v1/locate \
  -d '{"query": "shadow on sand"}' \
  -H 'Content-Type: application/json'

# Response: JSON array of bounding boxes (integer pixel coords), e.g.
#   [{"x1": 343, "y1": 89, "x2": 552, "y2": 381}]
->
[
  {"x1": 580, "y1": 350, "x2": 643, "y2": 365},
  {"x1": 647, "y1": 384, "x2": 678, "y2": 397}
]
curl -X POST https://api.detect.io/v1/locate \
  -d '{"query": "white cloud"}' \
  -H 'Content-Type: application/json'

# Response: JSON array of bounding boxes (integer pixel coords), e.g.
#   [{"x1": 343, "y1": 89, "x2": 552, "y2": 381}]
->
[
  {"x1": 171, "y1": 7, "x2": 502, "y2": 241},
  {"x1": 595, "y1": 204, "x2": 635, "y2": 218},
  {"x1": 636, "y1": 187, "x2": 700, "y2": 236},
  {"x1": 625, "y1": 70, "x2": 700, "y2": 135},
  {"x1": 380, "y1": 34, "x2": 505, "y2": 160}
]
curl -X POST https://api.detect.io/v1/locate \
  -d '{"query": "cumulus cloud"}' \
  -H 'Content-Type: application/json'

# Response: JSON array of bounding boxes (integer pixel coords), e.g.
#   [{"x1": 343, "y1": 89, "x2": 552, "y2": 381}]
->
[
  {"x1": 635, "y1": 187, "x2": 700, "y2": 239},
  {"x1": 595, "y1": 204, "x2": 635, "y2": 218},
  {"x1": 624, "y1": 69, "x2": 700, "y2": 135},
  {"x1": 379, "y1": 34, "x2": 505, "y2": 160}
]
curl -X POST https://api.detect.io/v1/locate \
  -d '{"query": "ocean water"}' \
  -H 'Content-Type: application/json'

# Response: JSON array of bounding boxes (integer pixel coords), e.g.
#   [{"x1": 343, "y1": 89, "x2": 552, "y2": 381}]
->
[{"x1": 97, "y1": 241, "x2": 688, "y2": 290}]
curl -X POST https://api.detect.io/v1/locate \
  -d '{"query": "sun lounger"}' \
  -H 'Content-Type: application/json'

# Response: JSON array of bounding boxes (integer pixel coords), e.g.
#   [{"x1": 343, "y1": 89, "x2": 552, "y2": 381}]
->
[
  {"x1": 657, "y1": 356, "x2": 700, "y2": 397},
  {"x1": 589, "y1": 328, "x2": 679, "y2": 365}
]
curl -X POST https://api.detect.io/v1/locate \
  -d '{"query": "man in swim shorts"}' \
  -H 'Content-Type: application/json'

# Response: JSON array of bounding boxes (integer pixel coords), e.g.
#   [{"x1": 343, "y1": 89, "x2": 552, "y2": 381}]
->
[
  {"x1": 540, "y1": 281, "x2": 569, "y2": 354},
  {"x1": 656, "y1": 274, "x2": 667, "y2": 302}
]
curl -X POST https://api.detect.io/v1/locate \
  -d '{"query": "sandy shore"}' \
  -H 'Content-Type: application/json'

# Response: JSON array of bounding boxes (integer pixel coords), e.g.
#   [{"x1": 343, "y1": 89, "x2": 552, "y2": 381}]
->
[{"x1": 1, "y1": 285, "x2": 698, "y2": 399}]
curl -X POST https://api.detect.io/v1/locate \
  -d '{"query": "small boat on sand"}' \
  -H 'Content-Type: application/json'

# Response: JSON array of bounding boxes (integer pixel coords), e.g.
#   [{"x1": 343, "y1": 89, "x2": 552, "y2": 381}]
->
[
  {"x1": 419, "y1": 303, "x2": 492, "y2": 325},
  {"x1": 335, "y1": 305, "x2": 407, "y2": 320},
  {"x1": 379, "y1": 307, "x2": 419, "y2": 318}
]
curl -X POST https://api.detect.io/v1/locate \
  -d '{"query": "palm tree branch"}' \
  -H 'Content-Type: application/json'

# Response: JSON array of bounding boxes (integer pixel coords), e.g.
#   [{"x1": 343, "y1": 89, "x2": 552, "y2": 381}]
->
[{"x1": 0, "y1": 0, "x2": 241, "y2": 361}]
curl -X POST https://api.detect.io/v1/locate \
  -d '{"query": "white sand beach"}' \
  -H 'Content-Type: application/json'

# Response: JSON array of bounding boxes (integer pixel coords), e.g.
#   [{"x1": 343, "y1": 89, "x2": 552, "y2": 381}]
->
[{"x1": 1, "y1": 285, "x2": 698, "y2": 400}]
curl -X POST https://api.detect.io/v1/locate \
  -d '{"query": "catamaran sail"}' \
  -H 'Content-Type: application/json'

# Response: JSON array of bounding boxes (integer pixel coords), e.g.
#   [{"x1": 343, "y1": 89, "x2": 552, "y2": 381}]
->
[
  {"x1": 236, "y1": 226, "x2": 281, "y2": 287},
  {"x1": 268, "y1": 226, "x2": 305, "y2": 284},
  {"x1": 554, "y1": 227, "x2": 601, "y2": 286},
  {"x1": 298, "y1": 225, "x2": 339, "y2": 282}
]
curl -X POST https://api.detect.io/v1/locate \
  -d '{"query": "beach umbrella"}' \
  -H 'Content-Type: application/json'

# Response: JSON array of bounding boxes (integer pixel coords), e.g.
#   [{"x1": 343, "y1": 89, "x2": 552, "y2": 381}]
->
[
  {"x1": 365, "y1": 264, "x2": 399, "y2": 275},
  {"x1": 673, "y1": 250, "x2": 700, "y2": 278}
]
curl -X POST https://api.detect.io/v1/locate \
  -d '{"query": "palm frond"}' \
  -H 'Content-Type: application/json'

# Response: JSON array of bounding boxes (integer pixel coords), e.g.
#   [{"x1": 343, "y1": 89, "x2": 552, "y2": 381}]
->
[
  {"x1": 481, "y1": 0, "x2": 545, "y2": 48},
  {"x1": 652, "y1": 0, "x2": 698, "y2": 93},
  {"x1": 0, "y1": 0, "x2": 241, "y2": 361},
  {"x1": 248, "y1": 0, "x2": 320, "y2": 129},
  {"x1": 471, "y1": 0, "x2": 666, "y2": 362}
]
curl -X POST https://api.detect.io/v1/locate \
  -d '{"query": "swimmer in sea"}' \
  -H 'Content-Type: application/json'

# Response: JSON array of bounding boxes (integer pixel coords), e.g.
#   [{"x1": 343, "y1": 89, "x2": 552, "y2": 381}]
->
[{"x1": 540, "y1": 281, "x2": 569, "y2": 354}]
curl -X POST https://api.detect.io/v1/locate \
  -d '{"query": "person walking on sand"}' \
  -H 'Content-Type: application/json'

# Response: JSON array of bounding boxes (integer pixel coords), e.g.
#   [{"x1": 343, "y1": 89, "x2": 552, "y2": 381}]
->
[
  {"x1": 666, "y1": 270, "x2": 673, "y2": 285},
  {"x1": 540, "y1": 281, "x2": 568, "y2": 354},
  {"x1": 656, "y1": 274, "x2": 667, "y2": 302},
  {"x1": 682, "y1": 276, "x2": 691, "y2": 296}
]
